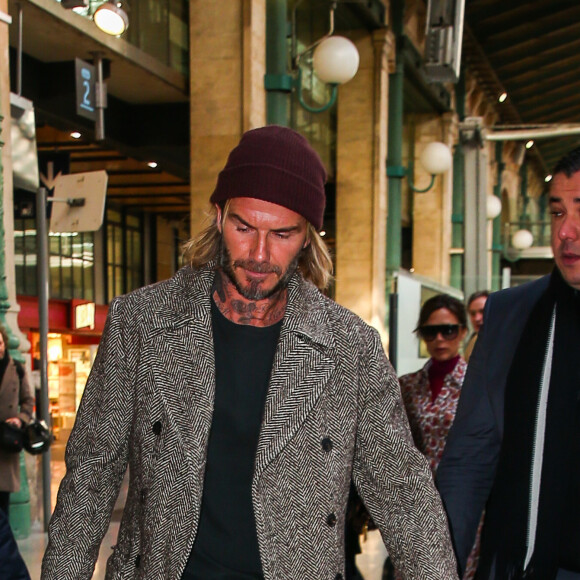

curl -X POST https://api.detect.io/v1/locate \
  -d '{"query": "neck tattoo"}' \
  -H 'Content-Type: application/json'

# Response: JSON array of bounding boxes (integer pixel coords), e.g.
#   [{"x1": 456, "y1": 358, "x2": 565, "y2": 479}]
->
[{"x1": 212, "y1": 270, "x2": 287, "y2": 327}]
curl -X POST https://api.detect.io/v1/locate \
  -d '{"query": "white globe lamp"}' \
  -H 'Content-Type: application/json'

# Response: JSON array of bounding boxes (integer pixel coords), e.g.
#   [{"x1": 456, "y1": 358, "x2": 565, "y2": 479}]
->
[
  {"x1": 419, "y1": 142, "x2": 452, "y2": 175},
  {"x1": 512, "y1": 229, "x2": 534, "y2": 250},
  {"x1": 313, "y1": 36, "x2": 360, "y2": 85},
  {"x1": 486, "y1": 195, "x2": 502, "y2": 220}
]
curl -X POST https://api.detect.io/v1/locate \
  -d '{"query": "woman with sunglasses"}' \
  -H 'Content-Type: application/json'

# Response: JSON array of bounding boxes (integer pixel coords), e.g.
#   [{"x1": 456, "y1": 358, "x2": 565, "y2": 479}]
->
[{"x1": 397, "y1": 294, "x2": 480, "y2": 580}]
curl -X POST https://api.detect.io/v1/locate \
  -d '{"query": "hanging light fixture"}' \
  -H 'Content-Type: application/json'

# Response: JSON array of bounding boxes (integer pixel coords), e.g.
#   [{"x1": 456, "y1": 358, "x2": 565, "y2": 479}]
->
[{"x1": 94, "y1": 1, "x2": 129, "y2": 36}]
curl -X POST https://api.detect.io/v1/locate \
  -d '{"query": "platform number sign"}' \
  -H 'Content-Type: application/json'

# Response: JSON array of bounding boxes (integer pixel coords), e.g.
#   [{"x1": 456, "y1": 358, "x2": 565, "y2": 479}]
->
[{"x1": 75, "y1": 58, "x2": 97, "y2": 121}]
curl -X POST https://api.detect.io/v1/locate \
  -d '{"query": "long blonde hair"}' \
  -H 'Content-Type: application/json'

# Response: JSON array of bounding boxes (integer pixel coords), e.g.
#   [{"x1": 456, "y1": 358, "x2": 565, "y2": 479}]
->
[{"x1": 182, "y1": 201, "x2": 334, "y2": 291}]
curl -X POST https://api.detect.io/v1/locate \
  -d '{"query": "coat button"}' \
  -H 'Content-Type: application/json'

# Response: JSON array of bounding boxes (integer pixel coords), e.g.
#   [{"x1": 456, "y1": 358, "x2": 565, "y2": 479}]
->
[
  {"x1": 152, "y1": 421, "x2": 162, "y2": 435},
  {"x1": 321, "y1": 437, "x2": 333, "y2": 452},
  {"x1": 135, "y1": 554, "x2": 141, "y2": 568},
  {"x1": 326, "y1": 512, "x2": 337, "y2": 527}
]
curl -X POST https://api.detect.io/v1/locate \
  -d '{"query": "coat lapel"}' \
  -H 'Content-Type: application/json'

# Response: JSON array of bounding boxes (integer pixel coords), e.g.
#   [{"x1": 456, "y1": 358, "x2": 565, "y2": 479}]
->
[
  {"x1": 146, "y1": 266, "x2": 217, "y2": 465},
  {"x1": 142, "y1": 266, "x2": 336, "y2": 478},
  {"x1": 254, "y1": 276, "x2": 336, "y2": 481}
]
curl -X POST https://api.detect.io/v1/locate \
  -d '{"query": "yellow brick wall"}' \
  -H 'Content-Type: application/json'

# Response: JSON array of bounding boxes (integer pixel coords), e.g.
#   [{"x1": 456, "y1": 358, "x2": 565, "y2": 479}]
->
[{"x1": 189, "y1": 0, "x2": 266, "y2": 236}]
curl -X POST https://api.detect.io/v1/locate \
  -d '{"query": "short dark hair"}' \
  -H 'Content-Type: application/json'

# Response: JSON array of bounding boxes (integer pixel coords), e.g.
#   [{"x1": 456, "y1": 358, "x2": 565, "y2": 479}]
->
[
  {"x1": 552, "y1": 146, "x2": 580, "y2": 178},
  {"x1": 467, "y1": 290, "x2": 489, "y2": 308},
  {"x1": 415, "y1": 294, "x2": 467, "y2": 332}
]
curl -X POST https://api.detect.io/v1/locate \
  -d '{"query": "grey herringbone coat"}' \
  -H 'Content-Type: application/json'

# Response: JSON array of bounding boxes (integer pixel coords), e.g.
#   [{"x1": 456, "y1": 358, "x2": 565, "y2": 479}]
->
[{"x1": 42, "y1": 265, "x2": 458, "y2": 580}]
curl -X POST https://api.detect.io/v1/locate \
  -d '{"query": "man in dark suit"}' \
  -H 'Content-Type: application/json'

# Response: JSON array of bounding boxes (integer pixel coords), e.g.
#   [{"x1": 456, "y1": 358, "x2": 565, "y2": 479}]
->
[{"x1": 437, "y1": 146, "x2": 580, "y2": 579}]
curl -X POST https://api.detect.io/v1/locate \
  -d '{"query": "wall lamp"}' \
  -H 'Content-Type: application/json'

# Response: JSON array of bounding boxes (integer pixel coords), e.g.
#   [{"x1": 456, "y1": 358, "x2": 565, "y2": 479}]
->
[
  {"x1": 502, "y1": 224, "x2": 534, "y2": 261},
  {"x1": 265, "y1": 1, "x2": 359, "y2": 114},
  {"x1": 387, "y1": 141, "x2": 452, "y2": 193},
  {"x1": 487, "y1": 195, "x2": 502, "y2": 219}
]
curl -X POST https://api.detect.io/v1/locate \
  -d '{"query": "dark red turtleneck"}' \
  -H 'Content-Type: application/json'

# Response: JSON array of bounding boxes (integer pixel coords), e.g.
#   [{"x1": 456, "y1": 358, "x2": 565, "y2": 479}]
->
[{"x1": 427, "y1": 354, "x2": 460, "y2": 402}]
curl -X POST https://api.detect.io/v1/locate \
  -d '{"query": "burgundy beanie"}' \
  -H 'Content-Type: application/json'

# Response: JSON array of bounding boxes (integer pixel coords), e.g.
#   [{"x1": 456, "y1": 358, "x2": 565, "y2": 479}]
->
[{"x1": 210, "y1": 125, "x2": 327, "y2": 230}]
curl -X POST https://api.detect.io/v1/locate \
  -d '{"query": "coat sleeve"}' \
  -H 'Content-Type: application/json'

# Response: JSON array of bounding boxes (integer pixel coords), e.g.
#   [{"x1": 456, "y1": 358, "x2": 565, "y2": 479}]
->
[
  {"x1": 436, "y1": 296, "x2": 502, "y2": 575},
  {"x1": 42, "y1": 297, "x2": 137, "y2": 580},
  {"x1": 351, "y1": 326, "x2": 458, "y2": 580}
]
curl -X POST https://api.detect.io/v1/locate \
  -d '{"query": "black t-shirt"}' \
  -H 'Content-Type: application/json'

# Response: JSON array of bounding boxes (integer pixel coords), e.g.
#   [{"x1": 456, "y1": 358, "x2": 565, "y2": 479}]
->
[{"x1": 181, "y1": 300, "x2": 282, "y2": 580}]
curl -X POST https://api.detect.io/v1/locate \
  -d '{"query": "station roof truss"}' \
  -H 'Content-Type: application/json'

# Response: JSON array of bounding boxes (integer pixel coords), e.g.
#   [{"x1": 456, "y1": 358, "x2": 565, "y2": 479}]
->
[{"x1": 464, "y1": 0, "x2": 580, "y2": 174}]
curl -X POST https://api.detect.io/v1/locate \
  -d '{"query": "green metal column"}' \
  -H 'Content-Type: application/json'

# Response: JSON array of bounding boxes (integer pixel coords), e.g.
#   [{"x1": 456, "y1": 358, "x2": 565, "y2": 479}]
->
[
  {"x1": 386, "y1": 0, "x2": 405, "y2": 285},
  {"x1": 450, "y1": 72, "x2": 465, "y2": 290},
  {"x1": 265, "y1": 0, "x2": 290, "y2": 126},
  {"x1": 491, "y1": 142, "x2": 504, "y2": 291}
]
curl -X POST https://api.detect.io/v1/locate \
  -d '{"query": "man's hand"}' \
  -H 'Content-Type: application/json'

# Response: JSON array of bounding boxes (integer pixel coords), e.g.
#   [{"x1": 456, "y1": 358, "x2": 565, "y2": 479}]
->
[{"x1": 5, "y1": 417, "x2": 23, "y2": 428}]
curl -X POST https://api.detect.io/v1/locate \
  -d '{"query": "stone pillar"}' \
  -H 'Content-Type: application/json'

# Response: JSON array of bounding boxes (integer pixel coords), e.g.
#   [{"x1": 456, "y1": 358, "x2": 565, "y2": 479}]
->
[
  {"x1": 0, "y1": 0, "x2": 35, "y2": 530},
  {"x1": 335, "y1": 29, "x2": 391, "y2": 337},
  {"x1": 189, "y1": 0, "x2": 266, "y2": 235},
  {"x1": 410, "y1": 114, "x2": 455, "y2": 286},
  {"x1": 0, "y1": 1, "x2": 26, "y2": 350}
]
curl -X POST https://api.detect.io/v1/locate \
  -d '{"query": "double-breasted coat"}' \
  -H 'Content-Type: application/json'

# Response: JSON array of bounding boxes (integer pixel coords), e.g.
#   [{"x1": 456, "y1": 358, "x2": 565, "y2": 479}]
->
[
  {"x1": 0, "y1": 356, "x2": 34, "y2": 492},
  {"x1": 42, "y1": 264, "x2": 457, "y2": 580}
]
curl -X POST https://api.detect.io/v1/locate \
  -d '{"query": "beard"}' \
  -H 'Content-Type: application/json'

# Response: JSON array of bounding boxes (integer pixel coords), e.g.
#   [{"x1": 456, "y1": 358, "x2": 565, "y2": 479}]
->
[{"x1": 219, "y1": 240, "x2": 301, "y2": 301}]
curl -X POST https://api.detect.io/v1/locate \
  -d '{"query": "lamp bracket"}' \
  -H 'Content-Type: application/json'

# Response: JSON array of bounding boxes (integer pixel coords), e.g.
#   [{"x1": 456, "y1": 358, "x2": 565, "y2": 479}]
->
[
  {"x1": 295, "y1": 68, "x2": 337, "y2": 113},
  {"x1": 292, "y1": 0, "x2": 337, "y2": 67},
  {"x1": 386, "y1": 163, "x2": 437, "y2": 193},
  {"x1": 408, "y1": 174, "x2": 436, "y2": 193}
]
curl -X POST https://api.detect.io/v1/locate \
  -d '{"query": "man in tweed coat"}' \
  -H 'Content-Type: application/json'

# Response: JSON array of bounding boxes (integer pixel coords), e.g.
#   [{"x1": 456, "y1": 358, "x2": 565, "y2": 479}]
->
[{"x1": 42, "y1": 126, "x2": 457, "y2": 580}]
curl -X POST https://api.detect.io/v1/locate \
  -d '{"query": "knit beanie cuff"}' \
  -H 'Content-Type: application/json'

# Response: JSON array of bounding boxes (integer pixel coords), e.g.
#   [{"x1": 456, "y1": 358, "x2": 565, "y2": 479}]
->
[{"x1": 209, "y1": 126, "x2": 327, "y2": 230}]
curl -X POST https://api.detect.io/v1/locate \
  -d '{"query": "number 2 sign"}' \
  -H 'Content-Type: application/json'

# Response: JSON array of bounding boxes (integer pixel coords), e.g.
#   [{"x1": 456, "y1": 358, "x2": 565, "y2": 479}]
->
[{"x1": 75, "y1": 58, "x2": 97, "y2": 121}]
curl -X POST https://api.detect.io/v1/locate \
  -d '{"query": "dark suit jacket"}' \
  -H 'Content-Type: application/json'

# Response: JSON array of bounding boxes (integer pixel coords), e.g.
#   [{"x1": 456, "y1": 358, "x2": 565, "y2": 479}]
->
[{"x1": 437, "y1": 275, "x2": 550, "y2": 574}]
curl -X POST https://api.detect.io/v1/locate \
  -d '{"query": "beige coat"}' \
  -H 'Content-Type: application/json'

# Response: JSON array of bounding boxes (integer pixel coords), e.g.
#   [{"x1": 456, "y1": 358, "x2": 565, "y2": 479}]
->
[{"x1": 0, "y1": 356, "x2": 34, "y2": 491}]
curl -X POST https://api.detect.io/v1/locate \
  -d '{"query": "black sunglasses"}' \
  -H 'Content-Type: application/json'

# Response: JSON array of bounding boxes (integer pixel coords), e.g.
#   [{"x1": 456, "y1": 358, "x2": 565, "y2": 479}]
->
[{"x1": 418, "y1": 324, "x2": 460, "y2": 342}]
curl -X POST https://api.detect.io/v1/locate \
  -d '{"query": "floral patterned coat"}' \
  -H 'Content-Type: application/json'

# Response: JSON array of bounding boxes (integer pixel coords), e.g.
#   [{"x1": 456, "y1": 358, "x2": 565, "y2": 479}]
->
[
  {"x1": 399, "y1": 358, "x2": 466, "y2": 474},
  {"x1": 399, "y1": 358, "x2": 481, "y2": 580}
]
